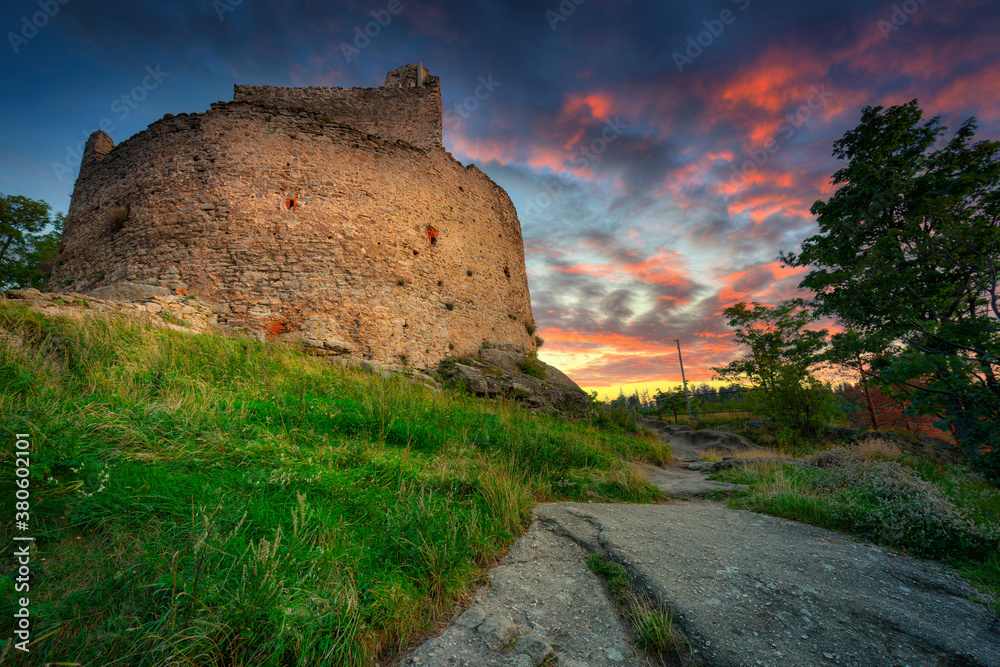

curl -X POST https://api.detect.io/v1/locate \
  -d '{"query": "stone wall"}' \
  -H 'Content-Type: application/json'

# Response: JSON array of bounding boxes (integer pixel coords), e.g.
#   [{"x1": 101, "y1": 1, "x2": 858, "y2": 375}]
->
[
  {"x1": 233, "y1": 64, "x2": 442, "y2": 149},
  {"x1": 49, "y1": 66, "x2": 535, "y2": 370}
]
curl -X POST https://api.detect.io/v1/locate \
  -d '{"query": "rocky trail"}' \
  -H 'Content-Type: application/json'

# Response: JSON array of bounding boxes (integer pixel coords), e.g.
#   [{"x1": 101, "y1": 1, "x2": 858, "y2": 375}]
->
[{"x1": 401, "y1": 422, "x2": 1000, "y2": 667}]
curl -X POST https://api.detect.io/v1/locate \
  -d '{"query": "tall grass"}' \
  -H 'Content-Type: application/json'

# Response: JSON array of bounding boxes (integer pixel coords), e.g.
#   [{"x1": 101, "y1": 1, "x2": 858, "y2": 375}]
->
[{"x1": 0, "y1": 303, "x2": 667, "y2": 665}]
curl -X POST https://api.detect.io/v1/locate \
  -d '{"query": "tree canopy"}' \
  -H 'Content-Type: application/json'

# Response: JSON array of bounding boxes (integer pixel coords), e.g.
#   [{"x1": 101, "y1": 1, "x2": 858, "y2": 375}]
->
[
  {"x1": 711, "y1": 300, "x2": 837, "y2": 436},
  {"x1": 0, "y1": 193, "x2": 63, "y2": 289},
  {"x1": 782, "y1": 100, "x2": 1000, "y2": 465}
]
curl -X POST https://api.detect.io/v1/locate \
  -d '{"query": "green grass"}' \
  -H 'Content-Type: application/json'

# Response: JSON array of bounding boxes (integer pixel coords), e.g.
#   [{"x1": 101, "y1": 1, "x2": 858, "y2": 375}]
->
[
  {"x1": 0, "y1": 303, "x2": 668, "y2": 665},
  {"x1": 630, "y1": 600, "x2": 681, "y2": 653},
  {"x1": 713, "y1": 458, "x2": 1000, "y2": 612},
  {"x1": 160, "y1": 310, "x2": 190, "y2": 327}
]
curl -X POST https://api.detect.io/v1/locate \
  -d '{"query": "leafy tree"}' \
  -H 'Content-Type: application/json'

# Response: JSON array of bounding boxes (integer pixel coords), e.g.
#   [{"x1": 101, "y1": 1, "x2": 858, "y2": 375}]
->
[
  {"x1": 0, "y1": 194, "x2": 64, "y2": 289},
  {"x1": 712, "y1": 300, "x2": 838, "y2": 436},
  {"x1": 782, "y1": 100, "x2": 1000, "y2": 468},
  {"x1": 712, "y1": 300, "x2": 827, "y2": 388}
]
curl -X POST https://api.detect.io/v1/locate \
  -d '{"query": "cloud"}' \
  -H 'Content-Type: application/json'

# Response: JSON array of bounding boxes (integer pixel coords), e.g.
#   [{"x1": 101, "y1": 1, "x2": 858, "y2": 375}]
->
[{"x1": 2, "y1": 0, "x2": 997, "y2": 387}]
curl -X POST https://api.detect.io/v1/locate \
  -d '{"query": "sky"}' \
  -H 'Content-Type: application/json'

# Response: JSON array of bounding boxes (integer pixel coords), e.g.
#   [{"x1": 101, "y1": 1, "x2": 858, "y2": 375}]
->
[{"x1": 2, "y1": 0, "x2": 998, "y2": 398}]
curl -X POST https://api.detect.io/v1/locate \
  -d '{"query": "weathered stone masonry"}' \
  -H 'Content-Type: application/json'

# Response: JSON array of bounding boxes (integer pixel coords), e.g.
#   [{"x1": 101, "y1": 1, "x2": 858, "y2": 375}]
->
[{"x1": 50, "y1": 64, "x2": 536, "y2": 369}]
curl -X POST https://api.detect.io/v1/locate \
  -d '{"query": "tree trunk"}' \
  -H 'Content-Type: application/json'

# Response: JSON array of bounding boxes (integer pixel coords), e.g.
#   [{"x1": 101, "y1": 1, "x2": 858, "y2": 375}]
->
[
  {"x1": 863, "y1": 384, "x2": 879, "y2": 430},
  {"x1": 946, "y1": 395, "x2": 980, "y2": 460}
]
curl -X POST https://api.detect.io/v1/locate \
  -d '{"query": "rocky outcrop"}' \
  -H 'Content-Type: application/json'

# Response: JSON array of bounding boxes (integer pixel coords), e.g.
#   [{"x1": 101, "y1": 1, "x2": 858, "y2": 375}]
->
[
  {"x1": 639, "y1": 420, "x2": 756, "y2": 460},
  {"x1": 438, "y1": 348, "x2": 590, "y2": 416},
  {"x1": 400, "y1": 519, "x2": 645, "y2": 667}
]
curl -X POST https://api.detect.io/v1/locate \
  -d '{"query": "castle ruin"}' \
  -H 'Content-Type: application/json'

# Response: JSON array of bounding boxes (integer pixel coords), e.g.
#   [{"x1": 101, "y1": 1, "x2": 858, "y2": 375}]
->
[{"x1": 50, "y1": 64, "x2": 536, "y2": 369}]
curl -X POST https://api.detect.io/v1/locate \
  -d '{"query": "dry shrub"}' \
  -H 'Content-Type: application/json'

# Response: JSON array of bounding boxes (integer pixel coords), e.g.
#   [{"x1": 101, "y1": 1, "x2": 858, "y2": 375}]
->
[
  {"x1": 818, "y1": 460, "x2": 1000, "y2": 560},
  {"x1": 810, "y1": 436, "x2": 903, "y2": 468},
  {"x1": 855, "y1": 435, "x2": 904, "y2": 460}
]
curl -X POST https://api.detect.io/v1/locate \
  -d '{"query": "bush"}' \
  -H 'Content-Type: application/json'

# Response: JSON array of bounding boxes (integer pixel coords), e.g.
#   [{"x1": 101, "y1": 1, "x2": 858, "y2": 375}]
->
[
  {"x1": 592, "y1": 403, "x2": 639, "y2": 434},
  {"x1": 516, "y1": 351, "x2": 547, "y2": 380},
  {"x1": 819, "y1": 461, "x2": 1000, "y2": 561},
  {"x1": 751, "y1": 370, "x2": 842, "y2": 438}
]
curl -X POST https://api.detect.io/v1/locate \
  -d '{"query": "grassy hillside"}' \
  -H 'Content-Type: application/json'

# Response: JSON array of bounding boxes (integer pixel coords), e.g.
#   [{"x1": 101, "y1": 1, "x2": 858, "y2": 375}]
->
[{"x1": 0, "y1": 303, "x2": 668, "y2": 665}]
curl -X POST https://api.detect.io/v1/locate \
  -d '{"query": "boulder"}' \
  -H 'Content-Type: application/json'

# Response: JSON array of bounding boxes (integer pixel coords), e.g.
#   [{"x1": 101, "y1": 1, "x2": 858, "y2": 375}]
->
[
  {"x1": 451, "y1": 362, "x2": 502, "y2": 396},
  {"x1": 323, "y1": 337, "x2": 354, "y2": 354},
  {"x1": 454, "y1": 604, "x2": 488, "y2": 630},
  {"x1": 438, "y1": 348, "x2": 589, "y2": 415}
]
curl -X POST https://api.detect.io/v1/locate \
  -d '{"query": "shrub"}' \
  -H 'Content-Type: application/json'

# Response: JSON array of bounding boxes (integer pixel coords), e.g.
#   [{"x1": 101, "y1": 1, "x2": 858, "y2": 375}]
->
[
  {"x1": 751, "y1": 371, "x2": 842, "y2": 438},
  {"x1": 516, "y1": 351, "x2": 547, "y2": 380},
  {"x1": 592, "y1": 403, "x2": 639, "y2": 434},
  {"x1": 819, "y1": 461, "x2": 1000, "y2": 561},
  {"x1": 106, "y1": 206, "x2": 129, "y2": 233}
]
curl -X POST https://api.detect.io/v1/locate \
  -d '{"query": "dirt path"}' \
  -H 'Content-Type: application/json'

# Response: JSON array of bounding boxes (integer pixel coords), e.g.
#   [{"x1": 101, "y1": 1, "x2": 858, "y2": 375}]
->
[{"x1": 401, "y1": 425, "x2": 1000, "y2": 666}]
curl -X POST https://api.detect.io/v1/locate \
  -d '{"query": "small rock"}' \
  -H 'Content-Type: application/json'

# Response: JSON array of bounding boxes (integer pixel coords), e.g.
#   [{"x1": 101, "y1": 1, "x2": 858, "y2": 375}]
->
[
  {"x1": 513, "y1": 655, "x2": 532, "y2": 667},
  {"x1": 323, "y1": 338, "x2": 354, "y2": 354},
  {"x1": 518, "y1": 634, "x2": 554, "y2": 664},
  {"x1": 454, "y1": 604, "x2": 487, "y2": 629},
  {"x1": 605, "y1": 647, "x2": 624, "y2": 662},
  {"x1": 477, "y1": 615, "x2": 517, "y2": 649}
]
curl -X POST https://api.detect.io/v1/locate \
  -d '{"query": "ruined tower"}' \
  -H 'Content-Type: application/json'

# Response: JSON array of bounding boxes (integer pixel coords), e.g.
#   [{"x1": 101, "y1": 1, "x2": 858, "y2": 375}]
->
[{"x1": 50, "y1": 65, "x2": 536, "y2": 368}]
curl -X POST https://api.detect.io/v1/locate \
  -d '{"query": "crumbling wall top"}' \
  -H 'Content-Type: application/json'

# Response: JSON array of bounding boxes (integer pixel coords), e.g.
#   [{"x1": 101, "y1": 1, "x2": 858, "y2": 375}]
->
[{"x1": 233, "y1": 63, "x2": 442, "y2": 148}]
